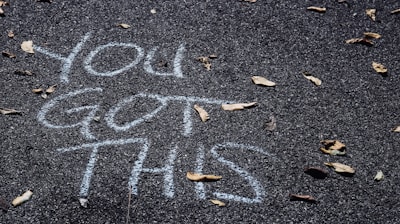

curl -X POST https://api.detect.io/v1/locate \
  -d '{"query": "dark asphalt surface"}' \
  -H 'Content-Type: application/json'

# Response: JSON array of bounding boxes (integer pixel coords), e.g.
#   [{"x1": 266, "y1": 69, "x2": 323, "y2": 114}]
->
[{"x1": 1, "y1": 0, "x2": 400, "y2": 223}]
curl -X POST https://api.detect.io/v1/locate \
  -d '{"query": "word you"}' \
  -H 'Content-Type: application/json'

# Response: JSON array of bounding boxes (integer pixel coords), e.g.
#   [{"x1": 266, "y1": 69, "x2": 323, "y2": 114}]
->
[
  {"x1": 34, "y1": 32, "x2": 186, "y2": 83},
  {"x1": 56, "y1": 138, "x2": 275, "y2": 204}
]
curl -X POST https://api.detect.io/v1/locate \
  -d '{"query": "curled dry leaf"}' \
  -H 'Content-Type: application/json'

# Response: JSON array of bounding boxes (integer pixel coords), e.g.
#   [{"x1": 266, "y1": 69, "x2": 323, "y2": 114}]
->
[
  {"x1": 0, "y1": 1, "x2": 8, "y2": 7},
  {"x1": 46, "y1": 84, "x2": 57, "y2": 94},
  {"x1": 374, "y1": 170, "x2": 384, "y2": 181},
  {"x1": 264, "y1": 115, "x2": 276, "y2": 131},
  {"x1": 391, "y1": 9, "x2": 400, "y2": 14},
  {"x1": 392, "y1": 126, "x2": 400, "y2": 132},
  {"x1": 14, "y1": 70, "x2": 33, "y2": 76},
  {"x1": 208, "y1": 54, "x2": 218, "y2": 59},
  {"x1": 289, "y1": 194, "x2": 316, "y2": 203},
  {"x1": 186, "y1": 172, "x2": 222, "y2": 181},
  {"x1": 372, "y1": 62, "x2": 387, "y2": 74},
  {"x1": 251, "y1": 76, "x2": 276, "y2": 87},
  {"x1": 324, "y1": 162, "x2": 355, "y2": 174},
  {"x1": 364, "y1": 32, "x2": 381, "y2": 39},
  {"x1": 118, "y1": 23, "x2": 131, "y2": 29},
  {"x1": 221, "y1": 102, "x2": 257, "y2": 111},
  {"x1": 345, "y1": 38, "x2": 373, "y2": 46},
  {"x1": 303, "y1": 72, "x2": 322, "y2": 86},
  {"x1": 193, "y1": 104, "x2": 209, "y2": 122},
  {"x1": 210, "y1": 199, "x2": 226, "y2": 207},
  {"x1": 197, "y1": 56, "x2": 211, "y2": 71},
  {"x1": 0, "y1": 108, "x2": 21, "y2": 115},
  {"x1": 320, "y1": 140, "x2": 346, "y2": 156},
  {"x1": 366, "y1": 9, "x2": 376, "y2": 21},
  {"x1": 12, "y1": 190, "x2": 33, "y2": 207},
  {"x1": 7, "y1": 30, "x2": 14, "y2": 38},
  {"x1": 2, "y1": 51, "x2": 16, "y2": 58},
  {"x1": 32, "y1": 88, "x2": 43, "y2": 93},
  {"x1": 307, "y1": 6, "x2": 326, "y2": 13},
  {"x1": 21, "y1": 40, "x2": 34, "y2": 54},
  {"x1": 304, "y1": 167, "x2": 328, "y2": 179}
]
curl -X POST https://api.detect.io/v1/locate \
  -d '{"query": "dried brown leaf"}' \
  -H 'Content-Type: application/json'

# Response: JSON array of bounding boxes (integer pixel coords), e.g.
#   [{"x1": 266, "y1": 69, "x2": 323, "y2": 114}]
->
[
  {"x1": 307, "y1": 6, "x2": 326, "y2": 13},
  {"x1": 303, "y1": 73, "x2": 322, "y2": 86},
  {"x1": 194, "y1": 104, "x2": 209, "y2": 122},
  {"x1": 364, "y1": 32, "x2": 381, "y2": 39},
  {"x1": 251, "y1": 76, "x2": 276, "y2": 87},
  {"x1": 0, "y1": 108, "x2": 21, "y2": 115},
  {"x1": 21, "y1": 40, "x2": 34, "y2": 54},
  {"x1": 324, "y1": 162, "x2": 355, "y2": 174},
  {"x1": 2, "y1": 51, "x2": 16, "y2": 58},
  {"x1": 391, "y1": 9, "x2": 400, "y2": 14},
  {"x1": 46, "y1": 84, "x2": 57, "y2": 94},
  {"x1": 197, "y1": 56, "x2": 212, "y2": 71},
  {"x1": 14, "y1": 70, "x2": 33, "y2": 76},
  {"x1": 12, "y1": 190, "x2": 33, "y2": 207},
  {"x1": 210, "y1": 199, "x2": 226, "y2": 207},
  {"x1": 304, "y1": 167, "x2": 328, "y2": 179},
  {"x1": 392, "y1": 126, "x2": 400, "y2": 132},
  {"x1": 0, "y1": 1, "x2": 8, "y2": 7},
  {"x1": 32, "y1": 88, "x2": 43, "y2": 93},
  {"x1": 320, "y1": 140, "x2": 346, "y2": 155},
  {"x1": 118, "y1": 23, "x2": 131, "y2": 29},
  {"x1": 221, "y1": 102, "x2": 257, "y2": 111},
  {"x1": 264, "y1": 115, "x2": 276, "y2": 131},
  {"x1": 372, "y1": 62, "x2": 387, "y2": 74},
  {"x1": 374, "y1": 170, "x2": 384, "y2": 181},
  {"x1": 345, "y1": 38, "x2": 373, "y2": 46},
  {"x1": 366, "y1": 9, "x2": 376, "y2": 21},
  {"x1": 289, "y1": 194, "x2": 316, "y2": 202},
  {"x1": 186, "y1": 172, "x2": 222, "y2": 181},
  {"x1": 7, "y1": 30, "x2": 14, "y2": 38}
]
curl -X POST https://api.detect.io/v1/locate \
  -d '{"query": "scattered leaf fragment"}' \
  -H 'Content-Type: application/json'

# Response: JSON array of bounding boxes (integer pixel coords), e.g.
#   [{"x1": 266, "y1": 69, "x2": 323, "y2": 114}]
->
[
  {"x1": 12, "y1": 190, "x2": 33, "y2": 207},
  {"x1": 21, "y1": 40, "x2": 34, "y2": 54},
  {"x1": 79, "y1": 198, "x2": 88, "y2": 208},
  {"x1": 186, "y1": 172, "x2": 222, "y2": 181},
  {"x1": 366, "y1": 9, "x2": 376, "y2": 21},
  {"x1": 45, "y1": 84, "x2": 57, "y2": 94},
  {"x1": 14, "y1": 70, "x2": 33, "y2": 76},
  {"x1": 150, "y1": 9, "x2": 156, "y2": 14},
  {"x1": 221, "y1": 102, "x2": 257, "y2": 111},
  {"x1": 251, "y1": 76, "x2": 276, "y2": 87},
  {"x1": 0, "y1": 7, "x2": 4, "y2": 16},
  {"x1": 208, "y1": 54, "x2": 218, "y2": 59},
  {"x1": 0, "y1": 108, "x2": 21, "y2": 115},
  {"x1": 364, "y1": 32, "x2": 381, "y2": 39},
  {"x1": 391, "y1": 9, "x2": 400, "y2": 14},
  {"x1": 392, "y1": 126, "x2": 400, "y2": 132},
  {"x1": 41, "y1": 92, "x2": 48, "y2": 99},
  {"x1": 197, "y1": 56, "x2": 212, "y2": 71},
  {"x1": 7, "y1": 30, "x2": 14, "y2": 38},
  {"x1": 118, "y1": 23, "x2": 131, "y2": 29},
  {"x1": 320, "y1": 140, "x2": 346, "y2": 156},
  {"x1": 93, "y1": 116, "x2": 101, "y2": 122},
  {"x1": 303, "y1": 72, "x2": 322, "y2": 86},
  {"x1": 372, "y1": 62, "x2": 387, "y2": 74},
  {"x1": 345, "y1": 38, "x2": 373, "y2": 46},
  {"x1": 374, "y1": 170, "x2": 384, "y2": 181},
  {"x1": 289, "y1": 194, "x2": 316, "y2": 203},
  {"x1": 210, "y1": 199, "x2": 226, "y2": 207},
  {"x1": 264, "y1": 115, "x2": 276, "y2": 131},
  {"x1": 2, "y1": 51, "x2": 16, "y2": 58},
  {"x1": 307, "y1": 6, "x2": 326, "y2": 13},
  {"x1": 324, "y1": 162, "x2": 355, "y2": 174},
  {"x1": 32, "y1": 88, "x2": 43, "y2": 93},
  {"x1": 194, "y1": 104, "x2": 209, "y2": 122},
  {"x1": 0, "y1": 1, "x2": 8, "y2": 7},
  {"x1": 304, "y1": 167, "x2": 328, "y2": 179}
]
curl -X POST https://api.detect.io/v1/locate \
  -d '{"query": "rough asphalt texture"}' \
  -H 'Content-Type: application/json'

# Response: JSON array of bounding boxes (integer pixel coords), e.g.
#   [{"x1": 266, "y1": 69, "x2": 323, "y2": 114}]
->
[{"x1": 1, "y1": 0, "x2": 400, "y2": 223}]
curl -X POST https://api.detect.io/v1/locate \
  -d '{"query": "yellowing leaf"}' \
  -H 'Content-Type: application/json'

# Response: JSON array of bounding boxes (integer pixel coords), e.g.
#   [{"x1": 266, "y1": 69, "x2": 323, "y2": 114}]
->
[
  {"x1": 210, "y1": 199, "x2": 226, "y2": 207},
  {"x1": 194, "y1": 104, "x2": 209, "y2": 122},
  {"x1": 307, "y1": 6, "x2": 326, "y2": 13},
  {"x1": 374, "y1": 170, "x2": 384, "y2": 181},
  {"x1": 324, "y1": 162, "x2": 355, "y2": 174},
  {"x1": 392, "y1": 126, "x2": 400, "y2": 132},
  {"x1": 364, "y1": 32, "x2": 381, "y2": 39},
  {"x1": 118, "y1": 23, "x2": 131, "y2": 29},
  {"x1": 320, "y1": 140, "x2": 346, "y2": 156},
  {"x1": 345, "y1": 38, "x2": 373, "y2": 46},
  {"x1": 221, "y1": 102, "x2": 257, "y2": 111},
  {"x1": 391, "y1": 9, "x2": 400, "y2": 14},
  {"x1": 12, "y1": 190, "x2": 33, "y2": 207},
  {"x1": 46, "y1": 84, "x2": 57, "y2": 94},
  {"x1": 0, "y1": 108, "x2": 21, "y2": 115},
  {"x1": 21, "y1": 41, "x2": 34, "y2": 54},
  {"x1": 303, "y1": 73, "x2": 322, "y2": 86},
  {"x1": 289, "y1": 194, "x2": 316, "y2": 202},
  {"x1": 372, "y1": 62, "x2": 387, "y2": 74},
  {"x1": 186, "y1": 172, "x2": 222, "y2": 181},
  {"x1": 366, "y1": 9, "x2": 376, "y2": 21},
  {"x1": 251, "y1": 76, "x2": 276, "y2": 87}
]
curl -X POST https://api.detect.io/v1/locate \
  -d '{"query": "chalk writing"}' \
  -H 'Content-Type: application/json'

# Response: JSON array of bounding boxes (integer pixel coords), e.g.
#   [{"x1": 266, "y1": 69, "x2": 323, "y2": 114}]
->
[{"x1": 34, "y1": 33, "x2": 186, "y2": 83}]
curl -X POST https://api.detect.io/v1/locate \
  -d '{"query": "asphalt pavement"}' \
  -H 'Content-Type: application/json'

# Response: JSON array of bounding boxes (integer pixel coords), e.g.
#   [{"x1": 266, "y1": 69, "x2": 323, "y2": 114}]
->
[{"x1": 1, "y1": 0, "x2": 400, "y2": 223}]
